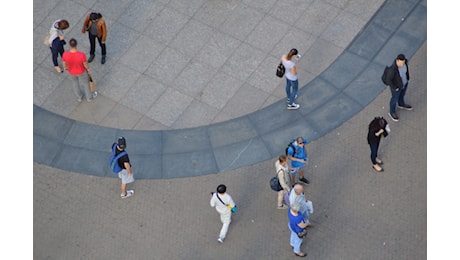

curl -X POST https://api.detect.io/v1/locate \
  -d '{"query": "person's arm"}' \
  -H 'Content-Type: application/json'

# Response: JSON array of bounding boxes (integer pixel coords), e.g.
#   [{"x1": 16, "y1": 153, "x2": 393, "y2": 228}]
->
[
  {"x1": 124, "y1": 162, "x2": 132, "y2": 175},
  {"x1": 297, "y1": 220, "x2": 308, "y2": 229},
  {"x1": 101, "y1": 20, "x2": 107, "y2": 43},
  {"x1": 375, "y1": 128, "x2": 384, "y2": 137},
  {"x1": 83, "y1": 61, "x2": 91, "y2": 75},
  {"x1": 278, "y1": 169, "x2": 290, "y2": 192},
  {"x1": 62, "y1": 60, "x2": 68, "y2": 71},
  {"x1": 81, "y1": 14, "x2": 90, "y2": 34},
  {"x1": 291, "y1": 62, "x2": 297, "y2": 75}
]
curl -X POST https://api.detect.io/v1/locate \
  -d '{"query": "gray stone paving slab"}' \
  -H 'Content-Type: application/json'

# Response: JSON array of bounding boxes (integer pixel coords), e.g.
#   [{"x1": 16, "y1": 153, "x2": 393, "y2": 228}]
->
[{"x1": 320, "y1": 50, "x2": 371, "y2": 89}]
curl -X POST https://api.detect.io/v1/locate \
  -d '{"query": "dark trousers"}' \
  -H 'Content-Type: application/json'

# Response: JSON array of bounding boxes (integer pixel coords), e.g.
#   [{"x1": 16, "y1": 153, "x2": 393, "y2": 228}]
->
[
  {"x1": 389, "y1": 83, "x2": 408, "y2": 114},
  {"x1": 50, "y1": 37, "x2": 65, "y2": 66},
  {"x1": 369, "y1": 141, "x2": 380, "y2": 165},
  {"x1": 89, "y1": 33, "x2": 106, "y2": 56}
]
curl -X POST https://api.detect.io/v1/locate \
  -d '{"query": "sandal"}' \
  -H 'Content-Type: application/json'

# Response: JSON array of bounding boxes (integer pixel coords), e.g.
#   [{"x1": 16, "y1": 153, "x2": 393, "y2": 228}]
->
[
  {"x1": 376, "y1": 158, "x2": 383, "y2": 165},
  {"x1": 54, "y1": 66, "x2": 63, "y2": 73},
  {"x1": 372, "y1": 164, "x2": 384, "y2": 172}
]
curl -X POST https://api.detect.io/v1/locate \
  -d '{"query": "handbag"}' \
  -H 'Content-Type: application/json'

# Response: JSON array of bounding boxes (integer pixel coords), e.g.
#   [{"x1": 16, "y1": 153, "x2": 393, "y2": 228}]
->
[
  {"x1": 297, "y1": 228, "x2": 308, "y2": 238},
  {"x1": 276, "y1": 62, "x2": 285, "y2": 78},
  {"x1": 269, "y1": 169, "x2": 283, "y2": 191},
  {"x1": 88, "y1": 74, "x2": 97, "y2": 93},
  {"x1": 43, "y1": 35, "x2": 50, "y2": 47}
]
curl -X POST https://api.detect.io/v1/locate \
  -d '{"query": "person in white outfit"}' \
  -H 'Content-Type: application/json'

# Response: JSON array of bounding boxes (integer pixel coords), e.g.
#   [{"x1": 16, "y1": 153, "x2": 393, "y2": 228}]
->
[{"x1": 210, "y1": 184, "x2": 236, "y2": 243}]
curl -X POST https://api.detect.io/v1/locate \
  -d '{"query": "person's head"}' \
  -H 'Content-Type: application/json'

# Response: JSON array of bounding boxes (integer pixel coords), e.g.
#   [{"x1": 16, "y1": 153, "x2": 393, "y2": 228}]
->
[
  {"x1": 278, "y1": 155, "x2": 287, "y2": 165},
  {"x1": 117, "y1": 137, "x2": 126, "y2": 150},
  {"x1": 293, "y1": 183, "x2": 304, "y2": 195},
  {"x1": 296, "y1": 137, "x2": 306, "y2": 147},
  {"x1": 396, "y1": 54, "x2": 406, "y2": 67},
  {"x1": 69, "y1": 38, "x2": 77, "y2": 48},
  {"x1": 90, "y1": 12, "x2": 102, "y2": 21},
  {"x1": 217, "y1": 184, "x2": 226, "y2": 194},
  {"x1": 58, "y1": 20, "x2": 69, "y2": 30},
  {"x1": 287, "y1": 48, "x2": 298, "y2": 60},
  {"x1": 290, "y1": 202, "x2": 300, "y2": 212}
]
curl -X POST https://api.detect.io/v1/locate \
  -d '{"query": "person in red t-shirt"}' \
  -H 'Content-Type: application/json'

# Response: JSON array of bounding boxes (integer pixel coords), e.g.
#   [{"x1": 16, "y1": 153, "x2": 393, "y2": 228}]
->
[{"x1": 62, "y1": 38, "x2": 97, "y2": 102}]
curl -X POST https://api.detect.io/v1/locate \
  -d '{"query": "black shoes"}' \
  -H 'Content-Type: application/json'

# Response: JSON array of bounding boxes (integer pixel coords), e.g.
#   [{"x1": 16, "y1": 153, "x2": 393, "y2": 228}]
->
[
  {"x1": 101, "y1": 55, "x2": 106, "y2": 64},
  {"x1": 88, "y1": 55, "x2": 95, "y2": 63},
  {"x1": 299, "y1": 177, "x2": 310, "y2": 184},
  {"x1": 388, "y1": 112, "x2": 399, "y2": 122},
  {"x1": 397, "y1": 104, "x2": 413, "y2": 110}
]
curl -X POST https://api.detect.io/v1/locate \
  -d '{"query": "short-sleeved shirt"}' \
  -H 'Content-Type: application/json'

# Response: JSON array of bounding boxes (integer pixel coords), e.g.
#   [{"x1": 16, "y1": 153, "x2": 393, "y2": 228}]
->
[
  {"x1": 287, "y1": 142, "x2": 307, "y2": 168},
  {"x1": 282, "y1": 59, "x2": 297, "y2": 81},
  {"x1": 112, "y1": 143, "x2": 130, "y2": 170},
  {"x1": 62, "y1": 51, "x2": 87, "y2": 76},
  {"x1": 288, "y1": 210, "x2": 305, "y2": 233}
]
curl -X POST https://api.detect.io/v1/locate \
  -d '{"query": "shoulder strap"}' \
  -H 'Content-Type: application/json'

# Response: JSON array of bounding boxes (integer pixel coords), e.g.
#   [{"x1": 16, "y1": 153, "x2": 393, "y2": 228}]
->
[
  {"x1": 216, "y1": 193, "x2": 227, "y2": 206},
  {"x1": 112, "y1": 144, "x2": 127, "y2": 161}
]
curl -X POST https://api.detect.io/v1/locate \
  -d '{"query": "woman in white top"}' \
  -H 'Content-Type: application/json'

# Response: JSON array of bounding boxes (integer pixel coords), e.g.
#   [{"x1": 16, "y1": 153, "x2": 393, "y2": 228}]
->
[
  {"x1": 47, "y1": 19, "x2": 69, "y2": 73},
  {"x1": 281, "y1": 48, "x2": 300, "y2": 110}
]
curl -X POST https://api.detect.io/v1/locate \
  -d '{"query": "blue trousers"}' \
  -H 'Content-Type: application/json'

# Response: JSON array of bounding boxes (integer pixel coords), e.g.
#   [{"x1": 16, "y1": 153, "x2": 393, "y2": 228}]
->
[
  {"x1": 389, "y1": 83, "x2": 408, "y2": 114},
  {"x1": 286, "y1": 78, "x2": 298, "y2": 105}
]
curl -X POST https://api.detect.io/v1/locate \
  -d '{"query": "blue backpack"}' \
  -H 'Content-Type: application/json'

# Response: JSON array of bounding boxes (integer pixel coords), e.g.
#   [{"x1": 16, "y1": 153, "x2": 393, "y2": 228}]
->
[{"x1": 109, "y1": 144, "x2": 127, "y2": 173}]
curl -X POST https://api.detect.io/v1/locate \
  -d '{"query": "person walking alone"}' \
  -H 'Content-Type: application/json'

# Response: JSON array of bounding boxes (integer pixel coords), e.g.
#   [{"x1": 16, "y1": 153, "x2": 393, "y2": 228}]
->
[
  {"x1": 62, "y1": 38, "x2": 97, "y2": 102},
  {"x1": 111, "y1": 137, "x2": 135, "y2": 198},
  {"x1": 210, "y1": 184, "x2": 236, "y2": 244},
  {"x1": 281, "y1": 48, "x2": 301, "y2": 110},
  {"x1": 81, "y1": 12, "x2": 107, "y2": 64}
]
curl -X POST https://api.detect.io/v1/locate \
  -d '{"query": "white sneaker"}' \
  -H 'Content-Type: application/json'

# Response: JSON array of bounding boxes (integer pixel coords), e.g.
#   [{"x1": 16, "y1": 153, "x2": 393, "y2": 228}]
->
[
  {"x1": 121, "y1": 190, "x2": 134, "y2": 199},
  {"x1": 217, "y1": 237, "x2": 224, "y2": 243},
  {"x1": 287, "y1": 103, "x2": 300, "y2": 110}
]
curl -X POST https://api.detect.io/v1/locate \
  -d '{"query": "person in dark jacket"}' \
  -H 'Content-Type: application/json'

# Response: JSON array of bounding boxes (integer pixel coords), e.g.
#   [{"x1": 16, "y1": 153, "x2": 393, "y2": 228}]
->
[
  {"x1": 384, "y1": 54, "x2": 413, "y2": 122},
  {"x1": 367, "y1": 117, "x2": 389, "y2": 172}
]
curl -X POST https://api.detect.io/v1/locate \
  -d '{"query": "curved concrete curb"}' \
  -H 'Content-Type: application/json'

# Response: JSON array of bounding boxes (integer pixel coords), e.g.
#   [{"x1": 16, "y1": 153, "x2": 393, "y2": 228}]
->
[{"x1": 33, "y1": 0, "x2": 426, "y2": 179}]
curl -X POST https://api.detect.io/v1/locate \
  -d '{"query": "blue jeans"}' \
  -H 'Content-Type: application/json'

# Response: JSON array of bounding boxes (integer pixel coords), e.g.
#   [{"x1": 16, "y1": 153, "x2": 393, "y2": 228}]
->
[
  {"x1": 286, "y1": 78, "x2": 298, "y2": 105},
  {"x1": 369, "y1": 141, "x2": 380, "y2": 165},
  {"x1": 389, "y1": 83, "x2": 408, "y2": 114},
  {"x1": 288, "y1": 223, "x2": 303, "y2": 254}
]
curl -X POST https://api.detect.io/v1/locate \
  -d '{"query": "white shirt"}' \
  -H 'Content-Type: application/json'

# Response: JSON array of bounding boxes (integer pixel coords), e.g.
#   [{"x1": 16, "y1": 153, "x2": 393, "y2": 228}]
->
[
  {"x1": 282, "y1": 59, "x2": 297, "y2": 81},
  {"x1": 210, "y1": 192, "x2": 235, "y2": 214}
]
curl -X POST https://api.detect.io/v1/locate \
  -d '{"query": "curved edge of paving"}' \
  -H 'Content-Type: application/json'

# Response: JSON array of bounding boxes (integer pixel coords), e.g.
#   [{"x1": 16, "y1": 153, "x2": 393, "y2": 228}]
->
[{"x1": 33, "y1": 0, "x2": 426, "y2": 179}]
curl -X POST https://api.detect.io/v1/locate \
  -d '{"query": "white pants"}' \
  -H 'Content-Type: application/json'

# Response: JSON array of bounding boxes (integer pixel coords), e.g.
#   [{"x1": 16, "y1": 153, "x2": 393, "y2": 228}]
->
[{"x1": 219, "y1": 211, "x2": 231, "y2": 239}]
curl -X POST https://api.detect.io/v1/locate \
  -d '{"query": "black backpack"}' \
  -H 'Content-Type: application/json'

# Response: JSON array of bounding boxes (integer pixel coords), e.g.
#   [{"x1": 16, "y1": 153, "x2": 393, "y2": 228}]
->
[
  {"x1": 285, "y1": 140, "x2": 297, "y2": 156},
  {"x1": 381, "y1": 66, "x2": 392, "y2": 85}
]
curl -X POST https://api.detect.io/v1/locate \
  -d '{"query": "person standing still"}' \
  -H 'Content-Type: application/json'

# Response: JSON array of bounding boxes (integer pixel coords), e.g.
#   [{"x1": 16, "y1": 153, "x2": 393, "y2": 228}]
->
[
  {"x1": 47, "y1": 19, "x2": 69, "y2": 73},
  {"x1": 367, "y1": 117, "x2": 389, "y2": 172},
  {"x1": 112, "y1": 137, "x2": 135, "y2": 198},
  {"x1": 81, "y1": 12, "x2": 107, "y2": 64},
  {"x1": 385, "y1": 54, "x2": 413, "y2": 122},
  {"x1": 62, "y1": 38, "x2": 97, "y2": 102},
  {"x1": 210, "y1": 184, "x2": 236, "y2": 244},
  {"x1": 287, "y1": 137, "x2": 310, "y2": 184},
  {"x1": 281, "y1": 48, "x2": 301, "y2": 110},
  {"x1": 288, "y1": 202, "x2": 308, "y2": 257},
  {"x1": 276, "y1": 155, "x2": 291, "y2": 209},
  {"x1": 289, "y1": 184, "x2": 314, "y2": 227}
]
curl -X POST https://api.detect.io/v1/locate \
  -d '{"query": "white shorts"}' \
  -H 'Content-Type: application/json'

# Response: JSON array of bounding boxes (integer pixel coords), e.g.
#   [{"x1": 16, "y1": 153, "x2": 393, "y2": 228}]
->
[{"x1": 118, "y1": 169, "x2": 135, "y2": 184}]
